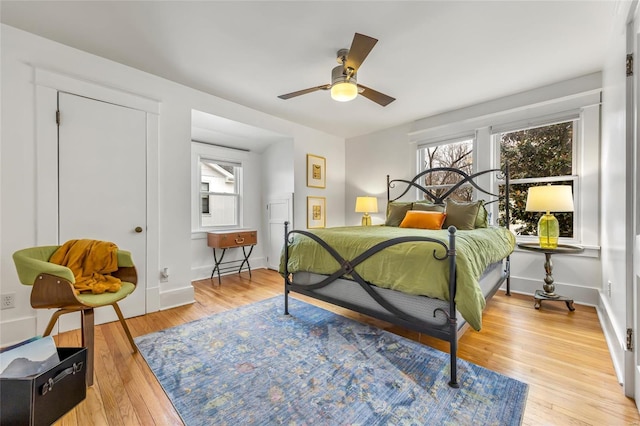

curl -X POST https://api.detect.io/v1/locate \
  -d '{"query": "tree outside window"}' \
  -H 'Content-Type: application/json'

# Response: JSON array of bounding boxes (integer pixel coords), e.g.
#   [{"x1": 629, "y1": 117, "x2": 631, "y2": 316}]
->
[
  {"x1": 418, "y1": 138, "x2": 474, "y2": 201},
  {"x1": 498, "y1": 121, "x2": 576, "y2": 237}
]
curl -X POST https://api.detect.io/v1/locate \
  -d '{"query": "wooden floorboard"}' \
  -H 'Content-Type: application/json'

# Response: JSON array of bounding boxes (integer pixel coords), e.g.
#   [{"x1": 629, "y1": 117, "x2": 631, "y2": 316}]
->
[{"x1": 50, "y1": 268, "x2": 639, "y2": 425}]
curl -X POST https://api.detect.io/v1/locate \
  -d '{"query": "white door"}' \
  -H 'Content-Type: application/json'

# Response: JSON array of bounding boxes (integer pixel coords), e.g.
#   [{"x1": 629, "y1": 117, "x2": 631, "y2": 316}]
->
[
  {"x1": 632, "y1": 24, "x2": 640, "y2": 406},
  {"x1": 57, "y1": 92, "x2": 147, "y2": 328},
  {"x1": 635, "y1": 24, "x2": 640, "y2": 408},
  {"x1": 266, "y1": 194, "x2": 293, "y2": 270}
]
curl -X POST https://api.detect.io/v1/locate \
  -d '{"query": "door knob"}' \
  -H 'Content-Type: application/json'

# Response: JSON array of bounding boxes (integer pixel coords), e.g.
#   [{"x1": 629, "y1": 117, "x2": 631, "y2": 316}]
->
[{"x1": 135, "y1": 226, "x2": 143, "y2": 233}]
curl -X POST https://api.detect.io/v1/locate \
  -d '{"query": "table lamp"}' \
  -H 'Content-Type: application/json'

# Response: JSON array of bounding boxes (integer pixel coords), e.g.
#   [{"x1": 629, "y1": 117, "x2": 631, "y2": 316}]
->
[
  {"x1": 355, "y1": 196, "x2": 378, "y2": 226},
  {"x1": 525, "y1": 185, "x2": 574, "y2": 249}
]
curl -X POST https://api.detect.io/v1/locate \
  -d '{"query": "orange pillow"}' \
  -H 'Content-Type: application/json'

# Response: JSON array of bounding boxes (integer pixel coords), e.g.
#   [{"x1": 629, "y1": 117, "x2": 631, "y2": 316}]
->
[{"x1": 399, "y1": 211, "x2": 447, "y2": 230}]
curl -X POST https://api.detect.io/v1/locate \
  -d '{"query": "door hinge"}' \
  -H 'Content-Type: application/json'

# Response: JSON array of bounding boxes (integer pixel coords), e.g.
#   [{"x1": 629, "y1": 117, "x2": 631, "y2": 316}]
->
[
  {"x1": 627, "y1": 53, "x2": 633, "y2": 77},
  {"x1": 55, "y1": 110, "x2": 61, "y2": 125},
  {"x1": 627, "y1": 328, "x2": 633, "y2": 350}
]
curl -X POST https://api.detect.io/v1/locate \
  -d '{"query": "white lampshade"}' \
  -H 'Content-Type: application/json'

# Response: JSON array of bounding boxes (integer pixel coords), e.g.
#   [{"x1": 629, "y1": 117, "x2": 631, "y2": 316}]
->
[
  {"x1": 355, "y1": 196, "x2": 378, "y2": 213},
  {"x1": 525, "y1": 185, "x2": 574, "y2": 213},
  {"x1": 331, "y1": 81, "x2": 358, "y2": 102}
]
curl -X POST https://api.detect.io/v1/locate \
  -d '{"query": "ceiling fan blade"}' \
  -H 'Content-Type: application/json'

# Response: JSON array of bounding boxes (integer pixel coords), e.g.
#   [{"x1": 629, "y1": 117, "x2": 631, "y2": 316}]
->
[
  {"x1": 357, "y1": 84, "x2": 396, "y2": 107},
  {"x1": 278, "y1": 84, "x2": 330, "y2": 100},
  {"x1": 345, "y1": 33, "x2": 378, "y2": 72}
]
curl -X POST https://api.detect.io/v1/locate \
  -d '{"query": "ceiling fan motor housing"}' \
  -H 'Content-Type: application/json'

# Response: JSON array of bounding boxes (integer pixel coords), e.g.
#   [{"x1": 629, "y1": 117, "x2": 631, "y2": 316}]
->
[{"x1": 331, "y1": 65, "x2": 357, "y2": 86}]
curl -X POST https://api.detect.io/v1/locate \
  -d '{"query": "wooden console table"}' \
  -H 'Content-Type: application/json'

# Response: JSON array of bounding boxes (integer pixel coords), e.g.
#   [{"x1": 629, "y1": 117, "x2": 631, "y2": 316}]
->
[{"x1": 207, "y1": 230, "x2": 257, "y2": 285}]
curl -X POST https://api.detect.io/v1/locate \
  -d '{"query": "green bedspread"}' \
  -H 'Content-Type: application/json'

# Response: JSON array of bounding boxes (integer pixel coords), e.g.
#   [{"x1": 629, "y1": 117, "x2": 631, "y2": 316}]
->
[{"x1": 281, "y1": 226, "x2": 515, "y2": 331}]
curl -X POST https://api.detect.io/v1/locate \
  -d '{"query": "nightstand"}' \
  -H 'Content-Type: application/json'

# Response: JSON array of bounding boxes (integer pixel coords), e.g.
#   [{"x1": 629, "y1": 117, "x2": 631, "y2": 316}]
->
[
  {"x1": 517, "y1": 242, "x2": 584, "y2": 311},
  {"x1": 207, "y1": 230, "x2": 257, "y2": 285}
]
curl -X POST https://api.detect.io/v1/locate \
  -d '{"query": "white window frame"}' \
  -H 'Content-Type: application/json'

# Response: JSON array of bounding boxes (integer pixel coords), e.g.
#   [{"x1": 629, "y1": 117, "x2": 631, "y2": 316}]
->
[
  {"x1": 191, "y1": 142, "x2": 247, "y2": 232},
  {"x1": 416, "y1": 134, "x2": 477, "y2": 200},
  {"x1": 492, "y1": 117, "x2": 580, "y2": 244}
]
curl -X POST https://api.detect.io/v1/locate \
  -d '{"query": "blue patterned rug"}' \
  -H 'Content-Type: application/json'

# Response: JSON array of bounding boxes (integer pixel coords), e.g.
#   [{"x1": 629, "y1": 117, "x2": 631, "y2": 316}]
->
[{"x1": 135, "y1": 297, "x2": 528, "y2": 425}]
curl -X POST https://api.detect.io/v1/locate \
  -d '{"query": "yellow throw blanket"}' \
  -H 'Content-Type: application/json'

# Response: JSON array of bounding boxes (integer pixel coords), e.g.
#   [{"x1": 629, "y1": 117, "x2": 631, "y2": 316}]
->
[{"x1": 50, "y1": 239, "x2": 122, "y2": 294}]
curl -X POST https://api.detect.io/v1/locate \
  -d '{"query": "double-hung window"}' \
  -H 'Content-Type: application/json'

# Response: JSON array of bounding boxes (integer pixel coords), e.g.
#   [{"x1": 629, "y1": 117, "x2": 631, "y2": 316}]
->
[
  {"x1": 417, "y1": 136, "x2": 475, "y2": 202},
  {"x1": 495, "y1": 119, "x2": 577, "y2": 239},
  {"x1": 192, "y1": 140, "x2": 247, "y2": 232},
  {"x1": 196, "y1": 155, "x2": 242, "y2": 229}
]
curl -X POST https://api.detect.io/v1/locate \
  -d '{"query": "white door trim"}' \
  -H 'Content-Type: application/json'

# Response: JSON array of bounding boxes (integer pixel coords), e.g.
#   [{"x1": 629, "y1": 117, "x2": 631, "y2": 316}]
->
[
  {"x1": 34, "y1": 68, "x2": 160, "y2": 114},
  {"x1": 33, "y1": 67, "x2": 160, "y2": 334}
]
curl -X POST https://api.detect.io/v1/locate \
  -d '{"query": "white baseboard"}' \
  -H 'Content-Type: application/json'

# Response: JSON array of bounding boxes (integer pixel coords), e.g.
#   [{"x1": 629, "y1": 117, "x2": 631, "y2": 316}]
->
[
  {"x1": 597, "y1": 291, "x2": 625, "y2": 385},
  {"x1": 146, "y1": 285, "x2": 161, "y2": 312},
  {"x1": 1, "y1": 315, "x2": 37, "y2": 348},
  {"x1": 159, "y1": 285, "x2": 195, "y2": 310},
  {"x1": 191, "y1": 257, "x2": 267, "y2": 282},
  {"x1": 506, "y1": 276, "x2": 600, "y2": 306}
]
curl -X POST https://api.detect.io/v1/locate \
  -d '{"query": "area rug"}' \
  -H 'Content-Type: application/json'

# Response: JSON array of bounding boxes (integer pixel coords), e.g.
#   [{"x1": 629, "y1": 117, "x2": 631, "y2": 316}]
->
[{"x1": 135, "y1": 297, "x2": 528, "y2": 425}]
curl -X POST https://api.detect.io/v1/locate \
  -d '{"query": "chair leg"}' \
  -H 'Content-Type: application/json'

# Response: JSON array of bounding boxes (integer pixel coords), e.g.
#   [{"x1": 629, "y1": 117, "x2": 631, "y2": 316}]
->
[
  {"x1": 81, "y1": 308, "x2": 95, "y2": 387},
  {"x1": 42, "y1": 309, "x2": 68, "y2": 337},
  {"x1": 112, "y1": 303, "x2": 137, "y2": 354}
]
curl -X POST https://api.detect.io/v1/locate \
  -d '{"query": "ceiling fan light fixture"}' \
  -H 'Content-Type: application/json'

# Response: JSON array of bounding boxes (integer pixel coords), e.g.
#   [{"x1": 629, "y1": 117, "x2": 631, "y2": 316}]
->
[
  {"x1": 330, "y1": 65, "x2": 358, "y2": 102},
  {"x1": 331, "y1": 81, "x2": 358, "y2": 102}
]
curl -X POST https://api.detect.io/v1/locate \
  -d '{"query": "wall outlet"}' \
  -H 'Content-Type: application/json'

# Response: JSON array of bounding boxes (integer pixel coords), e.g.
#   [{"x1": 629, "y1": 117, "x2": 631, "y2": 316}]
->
[
  {"x1": 1, "y1": 293, "x2": 16, "y2": 309},
  {"x1": 607, "y1": 280, "x2": 612, "y2": 298}
]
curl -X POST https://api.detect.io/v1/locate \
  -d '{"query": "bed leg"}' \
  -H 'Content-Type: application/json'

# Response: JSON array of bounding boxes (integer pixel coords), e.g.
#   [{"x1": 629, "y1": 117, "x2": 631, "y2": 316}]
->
[
  {"x1": 449, "y1": 319, "x2": 460, "y2": 389},
  {"x1": 283, "y1": 220, "x2": 290, "y2": 316},
  {"x1": 505, "y1": 256, "x2": 511, "y2": 296},
  {"x1": 284, "y1": 287, "x2": 289, "y2": 315}
]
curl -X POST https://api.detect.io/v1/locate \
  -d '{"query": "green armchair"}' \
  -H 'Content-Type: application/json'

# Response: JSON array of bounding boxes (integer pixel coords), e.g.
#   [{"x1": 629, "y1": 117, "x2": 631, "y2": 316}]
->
[{"x1": 13, "y1": 246, "x2": 138, "y2": 386}]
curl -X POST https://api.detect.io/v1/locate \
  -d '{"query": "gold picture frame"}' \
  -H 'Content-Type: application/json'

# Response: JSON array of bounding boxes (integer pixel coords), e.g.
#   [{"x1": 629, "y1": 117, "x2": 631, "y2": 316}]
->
[
  {"x1": 307, "y1": 196, "x2": 326, "y2": 229},
  {"x1": 306, "y1": 154, "x2": 326, "y2": 188}
]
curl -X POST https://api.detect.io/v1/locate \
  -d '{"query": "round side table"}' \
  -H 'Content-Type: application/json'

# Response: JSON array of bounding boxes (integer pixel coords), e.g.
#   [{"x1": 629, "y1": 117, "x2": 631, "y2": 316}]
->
[{"x1": 517, "y1": 242, "x2": 584, "y2": 311}]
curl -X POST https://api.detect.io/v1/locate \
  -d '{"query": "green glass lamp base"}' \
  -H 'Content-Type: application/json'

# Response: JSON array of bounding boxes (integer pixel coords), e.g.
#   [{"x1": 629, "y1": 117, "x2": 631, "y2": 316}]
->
[{"x1": 538, "y1": 213, "x2": 559, "y2": 249}]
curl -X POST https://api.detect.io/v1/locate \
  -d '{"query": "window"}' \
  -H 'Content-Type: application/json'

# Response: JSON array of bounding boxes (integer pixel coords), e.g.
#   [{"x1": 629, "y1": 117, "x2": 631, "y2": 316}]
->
[
  {"x1": 198, "y1": 158, "x2": 241, "y2": 228},
  {"x1": 201, "y1": 182, "x2": 210, "y2": 214},
  {"x1": 417, "y1": 137, "x2": 474, "y2": 201},
  {"x1": 497, "y1": 120, "x2": 577, "y2": 238}
]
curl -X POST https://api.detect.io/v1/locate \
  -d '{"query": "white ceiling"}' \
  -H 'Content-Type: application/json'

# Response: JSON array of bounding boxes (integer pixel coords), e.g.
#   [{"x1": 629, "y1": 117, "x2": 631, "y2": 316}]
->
[{"x1": 1, "y1": 1, "x2": 619, "y2": 140}]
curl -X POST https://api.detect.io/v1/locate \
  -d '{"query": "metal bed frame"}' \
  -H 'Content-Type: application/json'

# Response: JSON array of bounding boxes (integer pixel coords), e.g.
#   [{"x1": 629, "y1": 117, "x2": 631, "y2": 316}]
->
[{"x1": 283, "y1": 167, "x2": 510, "y2": 388}]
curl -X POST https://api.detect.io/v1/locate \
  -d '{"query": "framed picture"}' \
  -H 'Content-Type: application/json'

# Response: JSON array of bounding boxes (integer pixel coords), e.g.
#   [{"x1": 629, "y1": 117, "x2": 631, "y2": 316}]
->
[
  {"x1": 306, "y1": 154, "x2": 326, "y2": 188},
  {"x1": 307, "y1": 196, "x2": 326, "y2": 229}
]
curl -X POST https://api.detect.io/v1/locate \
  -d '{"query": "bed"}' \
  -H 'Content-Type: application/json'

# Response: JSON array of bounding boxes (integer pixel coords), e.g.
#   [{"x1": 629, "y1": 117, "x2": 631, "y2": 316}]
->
[{"x1": 281, "y1": 167, "x2": 515, "y2": 388}]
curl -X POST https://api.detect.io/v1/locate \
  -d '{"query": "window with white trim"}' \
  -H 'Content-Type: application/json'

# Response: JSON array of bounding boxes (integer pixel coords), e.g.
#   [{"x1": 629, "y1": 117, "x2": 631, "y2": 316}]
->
[
  {"x1": 191, "y1": 141, "x2": 247, "y2": 231},
  {"x1": 417, "y1": 137, "x2": 475, "y2": 202},
  {"x1": 198, "y1": 158, "x2": 241, "y2": 228},
  {"x1": 495, "y1": 119, "x2": 577, "y2": 239}
]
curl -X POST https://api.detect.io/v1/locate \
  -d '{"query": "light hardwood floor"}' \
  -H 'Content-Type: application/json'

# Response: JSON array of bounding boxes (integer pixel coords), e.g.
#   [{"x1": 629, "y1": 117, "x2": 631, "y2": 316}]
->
[{"x1": 52, "y1": 269, "x2": 639, "y2": 425}]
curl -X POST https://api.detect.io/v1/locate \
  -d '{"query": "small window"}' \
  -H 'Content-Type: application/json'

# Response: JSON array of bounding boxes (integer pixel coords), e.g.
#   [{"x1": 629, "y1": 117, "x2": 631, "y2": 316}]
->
[
  {"x1": 199, "y1": 159, "x2": 241, "y2": 228},
  {"x1": 497, "y1": 120, "x2": 577, "y2": 238},
  {"x1": 417, "y1": 138, "x2": 474, "y2": 201},
  {"x1": 201, "y1": 183, "x2": 210, "y2": 214}
]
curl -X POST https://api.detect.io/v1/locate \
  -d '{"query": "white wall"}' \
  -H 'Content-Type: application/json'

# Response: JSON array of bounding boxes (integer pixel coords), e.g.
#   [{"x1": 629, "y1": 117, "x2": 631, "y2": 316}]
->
[
  {"x1": 293, "y1": 129, "x2": 346, "y2": 230},
  {"x1": 262, "y1": 139, "x2": 295, "y2": 200},
  {"x1": 344, "y1": 74, "x2": 604, "y2": 307},
  {"x1": 0, "y1": 24, "x2": 345, "y2": 346},
  {"x1": 346, "y1": 123, "x2": 415, "y2": 226}
]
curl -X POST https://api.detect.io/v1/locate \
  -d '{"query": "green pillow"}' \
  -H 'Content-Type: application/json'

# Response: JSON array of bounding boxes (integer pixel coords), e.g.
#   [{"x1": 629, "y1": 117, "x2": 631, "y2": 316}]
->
[
  {"x1": 475, "y1": 201, "x2": 488, "y2": 228},
  {"x1": 385, "y1": 202, "x2": 413, "y2": 227},
  {"x1": 443, "y1": 199, "x2": 482, "y2": 230},
  {"x1": 412, "y1": 201, "x2": 445, "y2": 213}
]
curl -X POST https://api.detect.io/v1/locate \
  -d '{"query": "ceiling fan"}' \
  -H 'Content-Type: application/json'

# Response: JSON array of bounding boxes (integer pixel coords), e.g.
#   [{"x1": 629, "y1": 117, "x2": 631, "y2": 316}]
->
[{"x1": 277, "y1": 33, "x2": 396, "y2": 107}]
